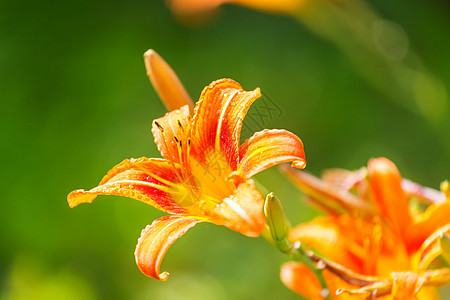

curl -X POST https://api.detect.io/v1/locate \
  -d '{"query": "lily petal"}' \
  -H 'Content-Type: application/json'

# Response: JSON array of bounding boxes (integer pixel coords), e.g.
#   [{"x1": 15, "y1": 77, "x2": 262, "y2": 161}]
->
[
  {"x1": 280, "y1": 262, "x2": 323, "y2": 300},
  {"x1": 144, "y1": 49, "x2": 194, "y2": 112},
  {"x1": 321, "y1": 168, "x2": 367, "y2": 192},
  {"x1": 281, "y1": 262, "x2": 363, "y2": 300},
  {"x1": 406, "y1": 200, "x2": 450, "y2": 252},
  {"x1": 391, "y1": 272, "x2": 425, "y2": 300},
  {"x1": 207, "y1": 180, "x2": 265, "y2": 237},
  {"x1": 152, "y1": 105, "x2": 190, "y2": 164},
  {"x1": 368, "y1": 158, "x2": 412, "y2": 239},
  {"x1": 281, "y1": 166, "x2": 373, "y2": 215},
  {"x1": 135, "y1": 215, "x2": 202, "y2": 280},
  {"x1": 426, "y1": 268, "x2": 450, "y2": 288},
  {"x1": 288, "y1": 216, "x2": 366, "y2": 273},
  {"x1": 402, "y1": 179, "x2": 446, "y2": 205},
  {"x1": 238, "y1": 129, "x2": 306, "y2": 179},
  {"x1": 411, "y1": 224, "x2": 450, "y2": 272},
  {"x1": 190, "y1": 79, "x2": 261, "y2": 169},
  {"x1": 67, "y1": 158, "x2": 187, "y2": 214}
]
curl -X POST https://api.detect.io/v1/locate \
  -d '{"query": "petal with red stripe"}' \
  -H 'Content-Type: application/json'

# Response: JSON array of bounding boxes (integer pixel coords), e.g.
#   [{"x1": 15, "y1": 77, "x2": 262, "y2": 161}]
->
[
  {"x1": 151, "y1": 105, "x2": 190, "y2": 164},
  {"x1": 411, "y1": 224, "x2": 450, "y2": 271},
  {"x1": 67, "y1": 158, "x2": 188, "y2": 214},
  {"x1": 238, "y1": 129, "x2": 306, "y2": 179},
  {"x1": 206, "y1": 180, "x2": 266, "y2": 237},
  {"x1": 368, "y1": 158, "x2": 412, "y2": 238},
  {"x1": 135, "y1": 215, "x2": 203, "y2": 280},
  {"x1": 406, "y1": 200, "x2": 450, "y2": 252},
  {"x1": 190, "y1": 79, "x2": 261, "y2": 169}
]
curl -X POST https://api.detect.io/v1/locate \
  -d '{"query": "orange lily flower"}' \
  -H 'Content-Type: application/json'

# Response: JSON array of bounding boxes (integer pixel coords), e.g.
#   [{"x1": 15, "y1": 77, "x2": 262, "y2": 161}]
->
[
  {"x1": 281, "y1": 157, "x2": 450, "y2": 299},
  {"x1": 68, "y1": 52, "x2": 306, "y2": 280}
]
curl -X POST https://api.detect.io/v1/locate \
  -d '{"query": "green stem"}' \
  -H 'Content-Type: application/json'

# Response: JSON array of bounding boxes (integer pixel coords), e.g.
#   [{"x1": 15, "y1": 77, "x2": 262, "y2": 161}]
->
[
  {"x1": 289, "y1": 243, "x2": 331, "y2": 300},
  {"x1": 261, "y1": 229, "x2": 332, "y2": 299}
]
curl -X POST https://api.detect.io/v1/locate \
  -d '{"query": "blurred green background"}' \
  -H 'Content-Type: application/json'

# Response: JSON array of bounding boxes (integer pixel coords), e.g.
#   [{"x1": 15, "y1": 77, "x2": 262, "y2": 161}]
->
[{"x1": 1, "y1": 0, "x2": 449, "y2": 299}]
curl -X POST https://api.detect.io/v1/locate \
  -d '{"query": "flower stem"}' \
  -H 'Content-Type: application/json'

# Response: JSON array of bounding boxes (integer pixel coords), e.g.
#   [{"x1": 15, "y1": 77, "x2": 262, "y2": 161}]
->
[
  {"x1": 261, "y1": 228, "x2": 332, "y2": 299},
  {"x1": 289, "y1": 242, "x2": 331, "y2": 300}
]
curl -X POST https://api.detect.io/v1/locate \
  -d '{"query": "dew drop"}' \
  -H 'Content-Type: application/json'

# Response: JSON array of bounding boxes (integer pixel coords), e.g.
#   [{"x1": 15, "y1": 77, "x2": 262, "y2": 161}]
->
[
  {"x1": 320, "y1": 288, "x2": 330, "y2": 298},
  {"x1": 315, "y1": 260, "x2": 326, "y2": 270}
]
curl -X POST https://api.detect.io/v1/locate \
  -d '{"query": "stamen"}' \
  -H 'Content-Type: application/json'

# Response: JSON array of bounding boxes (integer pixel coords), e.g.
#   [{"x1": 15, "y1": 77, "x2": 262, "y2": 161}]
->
[
  {"x1": 183, "y1": 137, "x2": 200, "y2": 199},
  {"x1": 174, "y1": 136, "x2": 184, "y2": 165},
  {"x1": 215, "y1": 90, "x2": 239, "y2": 150},
  {"x1": 202, "y1": 194, "x2": 222, "y2": 205},
  {"x1": 186, "y1": 138, "x2": 191, "y2": 168},
  {"x1": 154, "y1": 121, "x2": 164, "y2": 132},
  {"x1": 177, "y1": 120, "x2": 184, "y2": 131},
  {"x1": 154, "y1": 121, "x2": 186, "y2": 188}
]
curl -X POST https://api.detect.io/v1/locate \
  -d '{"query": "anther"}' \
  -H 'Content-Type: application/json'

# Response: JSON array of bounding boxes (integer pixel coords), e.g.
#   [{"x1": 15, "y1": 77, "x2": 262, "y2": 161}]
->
[
  {"x1": 154, "y1": 121, "x2": 164, "y2": 132},
  {"x1": 177, "y1": 120, "x2": 183, "y2": 131}
]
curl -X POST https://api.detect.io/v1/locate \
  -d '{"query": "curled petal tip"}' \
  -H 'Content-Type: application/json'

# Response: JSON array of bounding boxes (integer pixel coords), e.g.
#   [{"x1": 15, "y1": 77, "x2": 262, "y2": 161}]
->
[
  {"x1": 67, "y1": 189, "x2": 96, "y2": 208},
  {"x1": 134, "y1": 216, "x2": 200, "y2": 280},
  {"x1": 335, "y1": 288, "x2": 343, "y2": 295},
  {"x1": 239, "y1": 129, "x2": 306, "y2": 178},
  {"x1": 253, "y1": 87, "x2": 262, "y2": 98},
  {"x1": 292, "y1": 160, "x2": 306, "y2": 169},
  {"x1": 159, "y1": 271, "x2": 170, "y2": 281}
]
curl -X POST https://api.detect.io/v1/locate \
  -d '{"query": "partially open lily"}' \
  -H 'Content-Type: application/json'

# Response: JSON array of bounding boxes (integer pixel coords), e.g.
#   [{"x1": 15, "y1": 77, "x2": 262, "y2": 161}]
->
[
  {"x1": 68, "y1": 51, "x2": 306, "y2": 280},
  {"x1": 281, "y1": 158, "x2": 450, "y2": 299}
]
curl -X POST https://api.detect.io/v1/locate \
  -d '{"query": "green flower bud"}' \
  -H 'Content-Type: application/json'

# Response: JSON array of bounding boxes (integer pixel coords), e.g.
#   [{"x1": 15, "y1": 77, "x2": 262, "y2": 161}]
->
[
  {"x1": 264, "y1": 193, "x2": 290, "y2": 252},
  {"x1": 441, "y1": 180, "x2": 449, "y2": 199}
]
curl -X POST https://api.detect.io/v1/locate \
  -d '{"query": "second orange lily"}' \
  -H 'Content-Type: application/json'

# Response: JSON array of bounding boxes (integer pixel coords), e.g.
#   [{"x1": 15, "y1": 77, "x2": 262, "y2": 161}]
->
[{"x1": 281, "y1": 158, "x2": 450, "y2": 299}]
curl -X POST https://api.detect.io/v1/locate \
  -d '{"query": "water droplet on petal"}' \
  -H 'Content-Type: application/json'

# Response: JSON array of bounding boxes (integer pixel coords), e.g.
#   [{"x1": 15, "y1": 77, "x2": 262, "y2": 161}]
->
[
  {"x1": 315, "y1": 260, "x2": 326, "y2": 270},
  {"x1": 320, "y1": 288, "x2": 330, "y2": 298}
]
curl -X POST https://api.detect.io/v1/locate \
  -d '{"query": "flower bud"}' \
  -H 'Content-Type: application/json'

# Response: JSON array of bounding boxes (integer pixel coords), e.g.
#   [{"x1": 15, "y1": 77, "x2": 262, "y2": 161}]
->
[
  {"x1": 264, "y1": 193, "x2": 289, "y2": 244},
  {"x1": 441, "y1": 180, "x2": 450, "y2": 199},
  {"x1": 144, "y1": 49, "x2": 194, "y2": 112}
]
